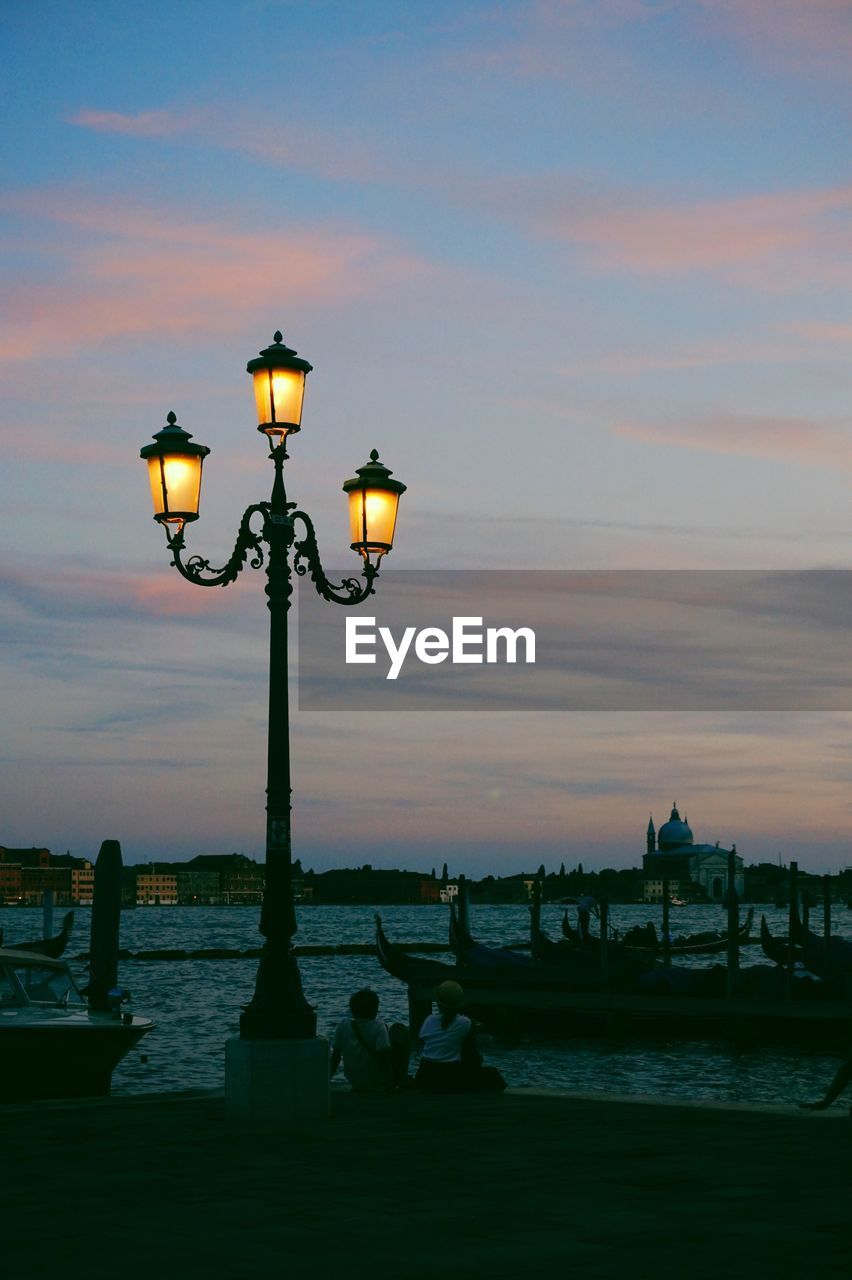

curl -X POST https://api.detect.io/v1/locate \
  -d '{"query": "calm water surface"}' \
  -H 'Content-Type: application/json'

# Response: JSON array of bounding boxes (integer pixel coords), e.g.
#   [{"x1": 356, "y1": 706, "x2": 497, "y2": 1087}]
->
[{"x1": 2, "y1": 901, "x2": 849, "y2": 1104}]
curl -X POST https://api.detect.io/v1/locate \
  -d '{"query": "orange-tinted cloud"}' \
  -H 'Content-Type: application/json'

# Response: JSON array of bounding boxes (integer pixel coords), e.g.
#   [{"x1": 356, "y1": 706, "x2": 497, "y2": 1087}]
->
[
  {"x1": 0, "y1": 192, "x2": 431, "y2": 361},
  {"x1": 533, "y1": 183, "x2": 852, "y2": 276},
  {"x1": 616, "y1": 413, "x2": 852, "y2": 469},
  {"x1": 792, "y1": 321, "x2": 852, "y2": 346},
  {"x1": 65, "y1": 97, "x2": 852, "y2": 286},
  {"x1": 0, "y1": 557, "x2": 235, "y2": 621}
]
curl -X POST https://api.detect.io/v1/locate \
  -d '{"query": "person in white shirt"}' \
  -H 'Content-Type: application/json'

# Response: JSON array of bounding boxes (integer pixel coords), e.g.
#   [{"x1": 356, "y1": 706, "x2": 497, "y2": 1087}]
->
[
  {"x1": 415, "y1": 980, "x2": 506, "y2": 1094},
  {"x1": 330, "y1": 989, "x2": 401, "y2": 1092}
]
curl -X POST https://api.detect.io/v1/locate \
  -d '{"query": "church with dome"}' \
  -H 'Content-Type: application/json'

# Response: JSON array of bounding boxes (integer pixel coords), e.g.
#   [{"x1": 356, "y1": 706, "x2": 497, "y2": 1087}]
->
[{"x1": 642, "y1": 804, "x2": 744, "y2": 902}]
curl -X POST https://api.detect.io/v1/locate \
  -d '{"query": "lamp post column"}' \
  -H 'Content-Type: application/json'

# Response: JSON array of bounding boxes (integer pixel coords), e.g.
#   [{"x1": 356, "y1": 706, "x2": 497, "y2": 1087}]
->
[
  {"x1": 240, "y1": 447, "x2": 316, "y2": 1039},
  {"x1": 139, "y1": 333, "x2": 407, "y2": 1124}
]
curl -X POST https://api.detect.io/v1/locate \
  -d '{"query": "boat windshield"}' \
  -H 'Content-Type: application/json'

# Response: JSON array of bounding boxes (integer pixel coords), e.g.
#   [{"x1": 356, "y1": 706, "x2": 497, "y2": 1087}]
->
[
  {"x1": 1, "y1": 968, "x2": 22, "y2": 1007},
  {"x1": 13, "y1": 964, "x2": 85, "y2": 1007}
]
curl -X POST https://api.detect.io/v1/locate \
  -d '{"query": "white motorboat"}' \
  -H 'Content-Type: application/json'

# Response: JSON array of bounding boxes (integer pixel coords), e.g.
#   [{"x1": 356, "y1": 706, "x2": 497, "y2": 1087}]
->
[{"x1": 0, "y1": 947, "x2": 153, "y2": 1100}]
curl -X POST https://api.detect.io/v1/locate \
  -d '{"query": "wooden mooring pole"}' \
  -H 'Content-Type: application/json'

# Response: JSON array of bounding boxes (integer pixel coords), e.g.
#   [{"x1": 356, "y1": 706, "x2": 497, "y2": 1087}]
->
[
  {"x1": 599, "y1": 880, "x2": 609, "y2": 982},
  {"x1": 42, "y1": 889, "x2": 54, "y2": 943},
  {"x1": 87, "y1": 840, "x2": 123, "y2": 1012},
  {"x1": 786, "y1": 860, "x2": 799, "y2": 1001},
  {"x1": 726, "y1": 848, "x2": 739, "y2": 998},
  {"x1": 661, "y1": 875, "x2": 671, "y2": 968},
  {"x1": 457, "y1": 874, "x2": 467, "y2": 936},
  {"x1": 530, "y1": 876, "x2": 542, "y2": 966},
  {"x1": 823, "y1": 874, "x2": 832, "y2": 967}
]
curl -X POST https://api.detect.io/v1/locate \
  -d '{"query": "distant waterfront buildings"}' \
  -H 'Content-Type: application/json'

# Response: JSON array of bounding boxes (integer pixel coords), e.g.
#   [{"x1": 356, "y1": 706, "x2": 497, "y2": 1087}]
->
[
  {"x1": 1, "y1": 838, "x2": 849, "y2": 907},
  {"x1": 0, "y1": 847, "x2": 94, "y2": 906}
]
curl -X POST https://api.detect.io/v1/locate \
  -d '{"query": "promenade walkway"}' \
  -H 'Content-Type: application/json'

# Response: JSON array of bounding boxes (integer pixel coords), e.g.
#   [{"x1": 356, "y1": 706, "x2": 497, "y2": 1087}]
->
[{"x1": 4, "y1": 1087, "x2": 850, "y2": 1280}]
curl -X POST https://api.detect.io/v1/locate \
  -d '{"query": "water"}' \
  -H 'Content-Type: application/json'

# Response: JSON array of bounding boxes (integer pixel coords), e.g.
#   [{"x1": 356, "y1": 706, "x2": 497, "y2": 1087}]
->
[{"x1": 2, "y1": 901, "x2": 849, "y2": 1104}]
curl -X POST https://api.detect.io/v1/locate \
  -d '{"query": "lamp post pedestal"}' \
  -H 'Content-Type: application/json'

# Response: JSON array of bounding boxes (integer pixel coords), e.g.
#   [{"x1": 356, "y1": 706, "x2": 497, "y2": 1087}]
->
[{"x1": 225, "y1": 1035, "x2": 330, "y2": 1130}]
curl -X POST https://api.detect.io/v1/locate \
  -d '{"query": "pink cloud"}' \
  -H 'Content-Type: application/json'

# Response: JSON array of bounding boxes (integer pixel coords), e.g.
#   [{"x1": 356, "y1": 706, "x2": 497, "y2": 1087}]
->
[
  {"x1": 615, "y1": 413, "x2": 852, "y2": 469},
  {"x1": 0, "y1": 421, "x2": 129, "y2": 466},
  {"x1": 126, "y1": 570, "x2": 247, "y2": 618},
  {"x1": 699, "y1": 0, "x2": 852, "y2": 71},
  {"x1": 578, "y1": 335, "x2": 802, "y2": 376},
  {"x1": 69, "y1": 103, "x2": 387, "y2": 185},
  {"x1": 67, "y1": 108, "x2": 201, "y2": 138},
  {"x1": 533, "y1": 184, "x2": 852, "y2": 275},
  {"x1": 792, "y1": 321, "x2": 852, "y2": 346},
  {"x1": 451, "y1": 1, "x2": 852, "y2": 84},
  {"x1": 0, "y1": 192, "x2": 431, "y2": 361},
  {"x1": 0, "y1": 558, "x2": 234, "y2": 621}
]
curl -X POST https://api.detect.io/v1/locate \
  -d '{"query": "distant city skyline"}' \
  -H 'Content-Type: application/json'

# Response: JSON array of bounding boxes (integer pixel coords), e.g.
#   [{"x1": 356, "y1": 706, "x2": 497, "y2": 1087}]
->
[{"x1": 3, "y1": 3, "x2": 852, "y2": 874}]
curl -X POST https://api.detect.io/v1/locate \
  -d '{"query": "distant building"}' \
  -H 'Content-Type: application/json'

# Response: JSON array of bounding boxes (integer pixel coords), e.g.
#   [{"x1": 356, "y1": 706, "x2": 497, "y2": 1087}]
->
[
  {"x1": 0, "y1": 861, "x2": 22, "y2": 904},
  {"x1": 20, "y1": 864, "x2": 73, "y2": 905},
  {"x1": 0, "y1": 847, "x2": 51, "y2": 868},
  {"x1": 305, "y1": 866, "x2": 439, "y2": 906},
  {"x1": 175, "y1": 869, "x2": 221, "y2": 905},
  {"x1": 134, "y1": 868, "x2": 178, "y2": 906},
  {"x1": 0, "y1": 848, "x2": 94, "y2": 906},
  {"x1": 50, "y1": 854, "x2": 95, "y2": 904},
  {"x1": 643, "y1": 805, "x2": 744, "y2": 901},
  {"x1": 186, "y1": 854, "x2": 264, "y2": 905}
]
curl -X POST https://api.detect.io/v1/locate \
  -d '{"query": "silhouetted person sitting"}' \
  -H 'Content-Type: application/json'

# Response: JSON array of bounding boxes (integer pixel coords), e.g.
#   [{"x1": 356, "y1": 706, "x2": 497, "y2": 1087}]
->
[
  {"x1": 415, "y1": 980, "x2": 506, "y2": 1094},
  {"x1": 330, "y1": 989, "x2": 410, "y2": 1092}
]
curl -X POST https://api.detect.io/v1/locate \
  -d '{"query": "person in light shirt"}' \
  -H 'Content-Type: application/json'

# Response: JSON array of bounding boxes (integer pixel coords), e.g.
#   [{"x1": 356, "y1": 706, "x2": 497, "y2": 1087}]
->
[
  {"x1": 415, "y1": 980, "x2": 506, "y2": 1094},
  {"x1": 330, "y1": 989, "x2": 409, "y2": 1092}
]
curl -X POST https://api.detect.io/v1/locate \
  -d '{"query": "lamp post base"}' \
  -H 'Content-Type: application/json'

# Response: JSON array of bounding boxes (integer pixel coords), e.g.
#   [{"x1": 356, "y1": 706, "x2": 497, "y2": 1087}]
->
[
  {"x1": 239, "y1": 944, "x2": 318, "y2": 1039},
  {"x1": 225, "y1": 1035, "x2": 330, "y2": 1129}
]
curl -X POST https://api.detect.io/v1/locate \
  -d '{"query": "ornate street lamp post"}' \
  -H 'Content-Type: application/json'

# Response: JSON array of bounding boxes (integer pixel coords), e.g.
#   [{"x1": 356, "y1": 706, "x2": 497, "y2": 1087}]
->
[{"x1": 140, "y1": 333, "x2": 405, "y2": 1048}]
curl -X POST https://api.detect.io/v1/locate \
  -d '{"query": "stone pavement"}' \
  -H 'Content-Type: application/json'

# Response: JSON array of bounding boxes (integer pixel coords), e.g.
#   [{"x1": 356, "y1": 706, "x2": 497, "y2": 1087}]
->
[{"x1": 3, "y1": 1087, "x2": 850, "y2": 1280}]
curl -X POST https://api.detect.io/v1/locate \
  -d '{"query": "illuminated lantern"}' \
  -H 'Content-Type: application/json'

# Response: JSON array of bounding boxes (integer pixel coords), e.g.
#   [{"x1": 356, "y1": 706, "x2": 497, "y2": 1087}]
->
[
  {"x1": 140, "y1": 412, "x2": 210, "y2": 530},
  {"x1": 343, "y1": 450, "x2": 406, "y2": 563},
  {"x1": 246, "y1": 331, "x2": 312, "y2": 449}
]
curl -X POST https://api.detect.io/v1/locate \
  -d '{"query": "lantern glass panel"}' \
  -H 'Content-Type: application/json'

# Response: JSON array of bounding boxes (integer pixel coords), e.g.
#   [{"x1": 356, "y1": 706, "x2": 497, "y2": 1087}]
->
[
  {"x1": 147, "y1": 452, "x2": 203, "y2": 522},
  {"x1": 348, "y1": 487, "x2": 400, "y2": 552},
  {"x1": 252, "y1": 367, "x2": 305, "y2": 432}
]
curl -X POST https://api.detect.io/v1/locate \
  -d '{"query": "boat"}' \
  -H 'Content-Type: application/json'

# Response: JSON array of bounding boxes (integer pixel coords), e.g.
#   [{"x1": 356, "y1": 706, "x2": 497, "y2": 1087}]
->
[
  {"x1": 375, "y1": 916, "x2": 850, "y2": 1045},
  {"x1": 448, "y1": 904, "x2": 532, "y2": 968},
  {"x1": 759, "y1": 915, "x2": 791, "y2": 967},
  {"x1": 760, "y1": 911, "x2": 852, "y2": 980},
  {"x1": 378, "y1": 914, "x2": 606, "y2": 993},
  {"x1": 0, "y1": 947, "x2": 153, "y2": 1100},
  {"x1": 3, "y1": 910, "x2": 75, "y2": 959},
  {"x1": 562, "y1": 908, "x2": 755, "y2": 958},
  {"x1": 621, "y1": 908, "x2": 755, "y2": 957}
]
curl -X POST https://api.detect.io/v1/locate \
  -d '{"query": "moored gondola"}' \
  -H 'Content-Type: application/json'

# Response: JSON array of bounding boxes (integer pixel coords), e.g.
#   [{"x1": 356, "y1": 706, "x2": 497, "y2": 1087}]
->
[
  {"x1": 375, "y1": 916, "x2": 851, "y2": 1045},
  {"x1": 622, "y1": 907, "x2": 755, "y2": 957},
  {"x1": 760, "y1": 911, "x2": 852, "y2": 975},
  {"x1": 377, "y1": 914, "x2": 606, "y2": 992},
  {"x1": 561, "y1": 907, "x2": 755, "y2": 958},
  {"x1": 5, "y1": 911, "x2": 75, "y2": 959},
  {"x1": 448, "y1": 904, "x2": 532, "y2": 968},
  {"x1": 759, "y1": 914, "x2": 792, "y2": 966}
]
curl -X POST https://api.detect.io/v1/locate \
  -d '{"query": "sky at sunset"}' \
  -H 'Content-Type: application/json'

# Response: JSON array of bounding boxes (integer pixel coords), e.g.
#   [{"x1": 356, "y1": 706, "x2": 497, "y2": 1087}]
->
[{"x1": 4, "y1": 1, "x2": 852, "y2": 874}]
